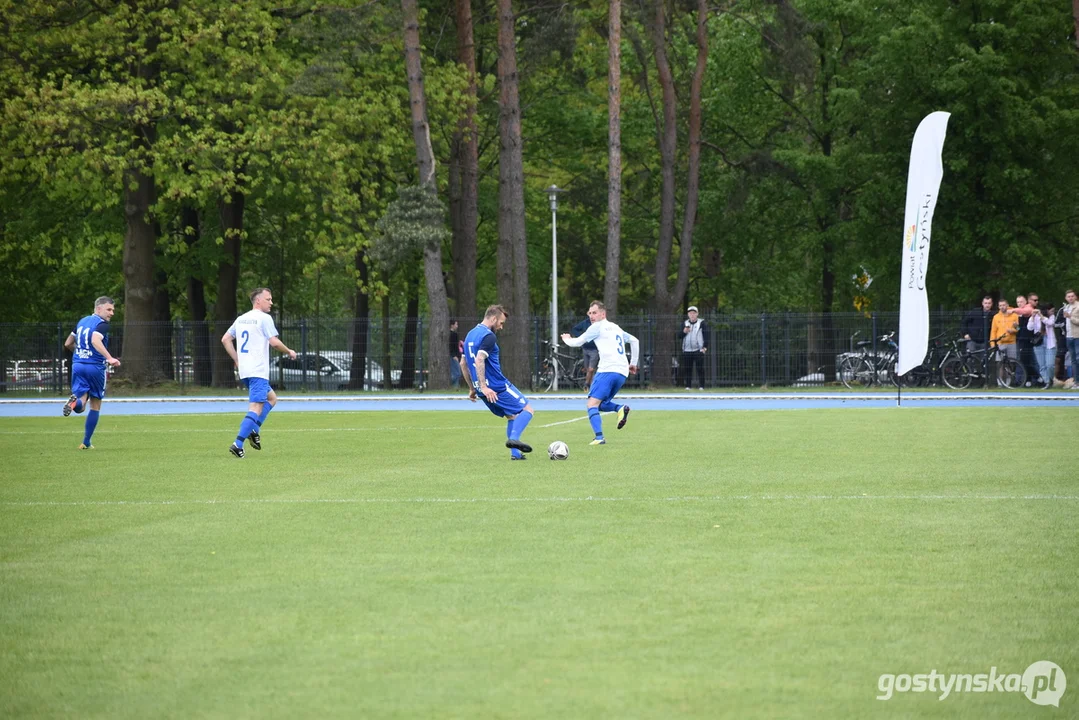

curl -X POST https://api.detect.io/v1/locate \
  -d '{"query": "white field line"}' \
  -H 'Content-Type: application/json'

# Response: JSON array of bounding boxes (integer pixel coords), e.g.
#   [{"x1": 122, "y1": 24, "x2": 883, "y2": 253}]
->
[
  {"x1": 3, "y1": 494, "x2": 1078, "y2": 508},
  {"x1": 0, "y1": 425, "x2": 493, "y2": 436},
  {"x1": 3, "y1": 392, "x2": 1077, "y2": 405},
  {"x1": 538, "y1": 412, "x2": 613, "y2": 428}
]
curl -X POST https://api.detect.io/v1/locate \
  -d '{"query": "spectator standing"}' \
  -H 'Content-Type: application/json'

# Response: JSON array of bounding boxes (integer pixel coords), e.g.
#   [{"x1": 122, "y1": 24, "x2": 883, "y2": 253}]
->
[
  {"x1": 449, "y1": 320, "x2": 462, "y2": 388},
  {"x1": 1014, "y1": 295, "x2": 1038, "y2": 386},
  {"x1": 1052, "y1": 295, "x2": 1070, "y2": 383},
  {"x1": 570, "y1": 315, "x2": 600, "y2": 391},
  {"x1": 1064, "y1": 289, "x2": 1079, "y2": 382},
  {"x1": 961, "y1": 295, "x2": 995, "y2": 353},
  {"x1": 681, "y1": 306, "x2": 708, "y2": 390},
  {"x1": 1027, "y1": 304, "x2": 1055, "y2": 389},
  {"x1": 990, "y1": 299, "x2": 1019, "y2": 366}
]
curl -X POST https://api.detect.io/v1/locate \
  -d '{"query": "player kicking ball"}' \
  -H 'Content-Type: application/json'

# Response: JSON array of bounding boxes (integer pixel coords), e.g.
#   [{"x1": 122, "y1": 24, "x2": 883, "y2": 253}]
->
[
  {"x1": 461, "y1": 304, "x2": 535, "y2": 460},
  {"x1": 561, "y1": 300, "x2": 638, "y2": 445}
]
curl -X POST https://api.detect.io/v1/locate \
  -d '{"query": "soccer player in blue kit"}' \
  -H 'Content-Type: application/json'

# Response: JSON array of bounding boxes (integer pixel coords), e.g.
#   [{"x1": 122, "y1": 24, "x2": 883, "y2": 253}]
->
[
  {"x1": 561, "y1": 301, "x2": 639, "y2": 445},
  {"x1": 460, "y1": 304, "x2": 535, "y2": 459},
  {"x1": 62, "y1": 296, "x2": 122, "y2": 449}
]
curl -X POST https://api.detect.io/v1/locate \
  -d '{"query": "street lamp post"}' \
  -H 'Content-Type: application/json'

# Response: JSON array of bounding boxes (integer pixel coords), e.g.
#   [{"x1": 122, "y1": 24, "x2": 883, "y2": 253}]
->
[{"x1": 546, "y1": 185, "x2": 565, "y2": 390}]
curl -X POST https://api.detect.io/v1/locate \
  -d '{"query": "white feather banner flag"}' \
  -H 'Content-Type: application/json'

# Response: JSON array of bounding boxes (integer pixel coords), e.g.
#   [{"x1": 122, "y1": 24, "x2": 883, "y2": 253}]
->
[{"x1": 897, "y1": 111, "x2": 950, "y2": 376}]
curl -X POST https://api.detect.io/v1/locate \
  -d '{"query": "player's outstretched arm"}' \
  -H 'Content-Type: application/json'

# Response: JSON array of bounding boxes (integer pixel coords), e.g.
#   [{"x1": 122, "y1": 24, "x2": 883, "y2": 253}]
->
[
  {"x1": 624, "y1": 331, "x2": 641, "y2": 370},
  {"x1": 270, "y1": 336, "x2": 297, "y2": 360}
]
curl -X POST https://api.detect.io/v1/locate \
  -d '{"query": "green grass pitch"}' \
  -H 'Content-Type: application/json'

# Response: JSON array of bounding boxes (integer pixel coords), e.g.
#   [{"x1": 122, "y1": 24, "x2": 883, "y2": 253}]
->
[{"x1": 1, "y1": 407, "x2": 1075, "y2": 718}]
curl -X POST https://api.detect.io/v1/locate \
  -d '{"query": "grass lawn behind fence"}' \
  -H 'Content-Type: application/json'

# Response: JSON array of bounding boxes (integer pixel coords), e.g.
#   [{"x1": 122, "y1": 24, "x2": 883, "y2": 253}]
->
[{"x1": 1, "y1": 408, "x2": 1075, "y2": 718}]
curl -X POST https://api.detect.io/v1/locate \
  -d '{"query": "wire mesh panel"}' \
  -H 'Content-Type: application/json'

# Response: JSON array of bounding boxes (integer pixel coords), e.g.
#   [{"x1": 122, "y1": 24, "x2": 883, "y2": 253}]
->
[{"x1": 1, "y1": 311, "x2": 979, "y2": 394}]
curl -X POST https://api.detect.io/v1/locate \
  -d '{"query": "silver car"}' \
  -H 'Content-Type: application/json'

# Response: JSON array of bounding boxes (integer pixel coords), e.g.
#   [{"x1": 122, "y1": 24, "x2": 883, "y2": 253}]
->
[{"x1": 267, "y1": 352, "x2": 399, "y2": 391}]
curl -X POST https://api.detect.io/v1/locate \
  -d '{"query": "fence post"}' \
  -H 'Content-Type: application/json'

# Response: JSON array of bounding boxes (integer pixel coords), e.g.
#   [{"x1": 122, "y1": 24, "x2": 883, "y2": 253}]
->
[
  {"x1": 533, "y1": 315, "x2": 540, "y2": 390},
  {"x1": 300, "y1": 319, "x2": 308, "y2": 391},
  {"x1": 871, "y1": 312, "x2": 878, "y2": 360},
  {"x1": 416, "y1": 316, "x2": 424, "y2": 390},
  {"x1": 784, "y1": 313, "x2": 791, "y2": 385},
  {"x1": 177, "y1": 320, "x2": 185, "y2": 392},
  {"x1": 760, "y1": 313, "x2": 767, "y2": 387},
  {"x1": 56, "y1": 322, "x2": 65, "y2": 395}
]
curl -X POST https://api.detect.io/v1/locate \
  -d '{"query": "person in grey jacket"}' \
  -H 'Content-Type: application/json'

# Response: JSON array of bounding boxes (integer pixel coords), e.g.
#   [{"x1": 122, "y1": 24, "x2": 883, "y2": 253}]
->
[{"x1": 681, "y1": 306, "x2": 708, "y2": 390}]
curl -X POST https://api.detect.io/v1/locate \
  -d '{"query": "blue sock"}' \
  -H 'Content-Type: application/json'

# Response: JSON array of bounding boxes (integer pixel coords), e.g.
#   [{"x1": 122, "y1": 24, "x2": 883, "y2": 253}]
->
[
  {"x1": 74, "y1": 398, "x2": 85, "y2": 413},
  {"x1": 82, "y1": 410, "x2": 99, "y2": 446},
  {"x1": 510, "y1": 410, "x2": 533, "y2": 441},
  {"x1": 236, "y1": 411, "x2": 259, "y2": 446},
  {"x1": 588, "y1": 407, "x2": 603, "y2": 438},
  {"x1": 507, "y1": 420, "x2": 521, "y2": 459},
  {"x1": 598, "y1": 401, "x2": 620, "y2": 413},
  {"x1": 257, "y1": 403, "x2": 273, "y2": 427}
]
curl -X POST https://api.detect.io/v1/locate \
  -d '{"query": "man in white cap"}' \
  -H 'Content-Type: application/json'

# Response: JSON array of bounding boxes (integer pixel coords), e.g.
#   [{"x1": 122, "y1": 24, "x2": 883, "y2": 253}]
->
[{"x1": 681, "y1": 306, "x2": 708, "y2": 390}]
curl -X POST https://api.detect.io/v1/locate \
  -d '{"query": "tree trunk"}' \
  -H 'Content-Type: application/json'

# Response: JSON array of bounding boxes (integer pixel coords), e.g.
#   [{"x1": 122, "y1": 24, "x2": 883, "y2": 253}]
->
[
  {"x1": 401, "y1": 272, "x2": 419, "y2": 390},
  {"x1": 1073, "y1": 0, "x2": 1079, "y2": 50},
  {"x1": 451, "y1": 0, "x2": 479, "y2": 322},
  {"x1": 153, "y1": 265, "x2": 173, "y2": 380},
  {"x1": 496, "y1": 0, "x2": 530, "y2": 383},
  {"x1": 402, "y1": 0, "x2": 450, "y2": 390},
  {"x1": 182, "y1": 206, "x2": 213, "y2": 387},
  {"x1": 603, "y1": 0, "x2": 623, "y2": 316},
  {"x1": 348, "y1": 248, "x2": 370, "y2": 390},
  {"x1": 121, "y1": 160, "x2": 158, "y2": 385},
  {"x1": 648, "y1": 0, "x2": 708, "y2": 385},
  {"x1": 382, "y1": 294, "x2": 393, "y2": 391},
  {"x1": 212, "y1": 191, "x2": 243, "y2": 387}
]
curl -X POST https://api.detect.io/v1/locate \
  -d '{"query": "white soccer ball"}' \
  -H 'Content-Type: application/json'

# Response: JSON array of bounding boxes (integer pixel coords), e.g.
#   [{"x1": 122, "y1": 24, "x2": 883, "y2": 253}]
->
[{"x1": 547, "y1": 440, "x2": 569, "y2": 460}]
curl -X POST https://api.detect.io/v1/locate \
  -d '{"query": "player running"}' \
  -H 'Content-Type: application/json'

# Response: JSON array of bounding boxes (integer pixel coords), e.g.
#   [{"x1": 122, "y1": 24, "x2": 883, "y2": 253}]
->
[
  {"x1": 560, "y1": 301, "x2": 639, "y2": 445},
  {"x1": 62, "y1": 296, "x2": 122, "y2": 449},
  {"x1": 221, "y1": 287, "x2": 296, "y2": 458},
  {"x1": 461, "y1": 304, "x2": 535, "y2": 459}
]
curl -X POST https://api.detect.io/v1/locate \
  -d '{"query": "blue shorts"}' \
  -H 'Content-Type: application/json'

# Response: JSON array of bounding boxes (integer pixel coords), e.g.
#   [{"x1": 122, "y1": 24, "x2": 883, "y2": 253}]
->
[
  {"x1": 243, "y1": 377, "x2": 271, "y2": 403},
  {"x1": 71, "y1": 363, "x2": 107, "y2": 400},
  {"x1": 480, "y1": 383, "x2": 529, "y2": 418},
  {"x1": 588, "y1": 372, "x2": 626, "y2": 403}
]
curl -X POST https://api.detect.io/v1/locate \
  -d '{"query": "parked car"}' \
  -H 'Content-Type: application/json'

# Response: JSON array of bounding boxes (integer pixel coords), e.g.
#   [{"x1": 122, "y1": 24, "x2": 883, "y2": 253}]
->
[{"x1": 267, "y1": 352, "x2": 400, "y2": 391}]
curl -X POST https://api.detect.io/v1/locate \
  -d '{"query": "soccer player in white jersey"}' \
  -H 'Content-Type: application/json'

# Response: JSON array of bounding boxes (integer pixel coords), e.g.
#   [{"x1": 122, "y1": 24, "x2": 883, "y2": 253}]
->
[
  {"x1": 561, "y1": 301, "x2": 639, "y2": 445},
  {"x1": 221, "y1": 288, "x2": 296, "y2": 458}
]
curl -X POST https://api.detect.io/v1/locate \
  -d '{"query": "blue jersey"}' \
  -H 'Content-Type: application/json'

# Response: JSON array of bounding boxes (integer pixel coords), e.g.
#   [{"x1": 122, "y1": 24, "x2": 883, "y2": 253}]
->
[
  {"x1": 71, "y1": 314, "x2": 110, "y2": 366},
  {"x1": 463, "y1": 324, "x2": 510, "y2": 392}
]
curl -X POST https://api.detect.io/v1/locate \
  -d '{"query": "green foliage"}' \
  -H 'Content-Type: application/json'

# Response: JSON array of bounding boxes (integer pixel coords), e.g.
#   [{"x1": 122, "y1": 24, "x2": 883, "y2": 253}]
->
[
  {"x1": 1, "y1": 0, "x2": 1076, "y2": 320},
  {"x1": 371, "y1": 184, "x2": 450, "y2": 272}
]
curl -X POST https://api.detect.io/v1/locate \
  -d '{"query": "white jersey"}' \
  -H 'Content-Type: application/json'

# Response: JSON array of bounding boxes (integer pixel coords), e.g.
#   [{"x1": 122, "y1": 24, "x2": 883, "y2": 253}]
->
[
  {"x1": 563, "y1": 319, "x2": 639, "y2": 377},
  {"x1": 228, "y1": 309, "x2": 278, "y2": 379}
]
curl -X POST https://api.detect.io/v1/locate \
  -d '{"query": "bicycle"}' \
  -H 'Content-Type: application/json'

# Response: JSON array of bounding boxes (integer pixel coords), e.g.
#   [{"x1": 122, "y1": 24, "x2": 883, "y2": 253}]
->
[
  {"x1": 939, "y1": 335, "x2": 1027, "y2": 389},
  {"x1": 897, "y1": 332, "x2": 964, "y2": 388},
  {"x1": 838, "y1": 332, "x2": 899, "y2": 389},
  {"x1": 534, "y1": 340, "x2": 586, "y2": 391}
]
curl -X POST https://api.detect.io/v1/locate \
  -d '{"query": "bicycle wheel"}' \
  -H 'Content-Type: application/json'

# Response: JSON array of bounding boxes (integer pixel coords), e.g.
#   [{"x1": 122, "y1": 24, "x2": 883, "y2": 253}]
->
[
  {"x1": 997, "y1": 356, "x2": 1026, "y2": 389},
  {"x1": 536, "y1": 360, "x2": 555, "y2": 392},
  {"x1": 941, "y1": 357, "x2": 973, "y2": 390},
  {"x1": 839, "y1": 356, "x2": 874, "y2": 389}
]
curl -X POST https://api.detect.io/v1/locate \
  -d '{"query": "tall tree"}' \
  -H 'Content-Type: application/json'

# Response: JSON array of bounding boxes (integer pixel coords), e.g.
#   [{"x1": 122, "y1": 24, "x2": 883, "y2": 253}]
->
[
  {"x1": 401, "y1": 0, "x2": 451, "y2": 389},
  {"x1": 495, "y1": 0, "x2": 530, "y2": 382},
  {"x1": 450, "y1": 0, "x2": 480, "y2": 323},
  {"x1": 644, "y1": 0, "x2": 708, "y2": 385},
  {"x1": 603, "y1": 0, "x2": 623, "y2": 316}
]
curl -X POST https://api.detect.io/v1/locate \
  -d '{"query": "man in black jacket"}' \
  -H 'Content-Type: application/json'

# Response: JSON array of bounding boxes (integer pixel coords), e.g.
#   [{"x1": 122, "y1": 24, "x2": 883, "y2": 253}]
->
[{"x1": 961, "y1": 295, "x2": 994, "y2": 353}]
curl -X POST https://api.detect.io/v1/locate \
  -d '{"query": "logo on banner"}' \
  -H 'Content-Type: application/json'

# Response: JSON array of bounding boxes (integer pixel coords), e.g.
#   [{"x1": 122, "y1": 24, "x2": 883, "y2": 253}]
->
[{"x1": 905, "y1": 223, "x2": 916, "y2": 252}]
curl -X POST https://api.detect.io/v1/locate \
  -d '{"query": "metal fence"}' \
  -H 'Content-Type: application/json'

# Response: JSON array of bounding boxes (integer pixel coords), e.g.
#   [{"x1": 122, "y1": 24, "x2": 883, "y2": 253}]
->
[{"x1": 0, "y1": 311, "x2": 993, "y2": 394}]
